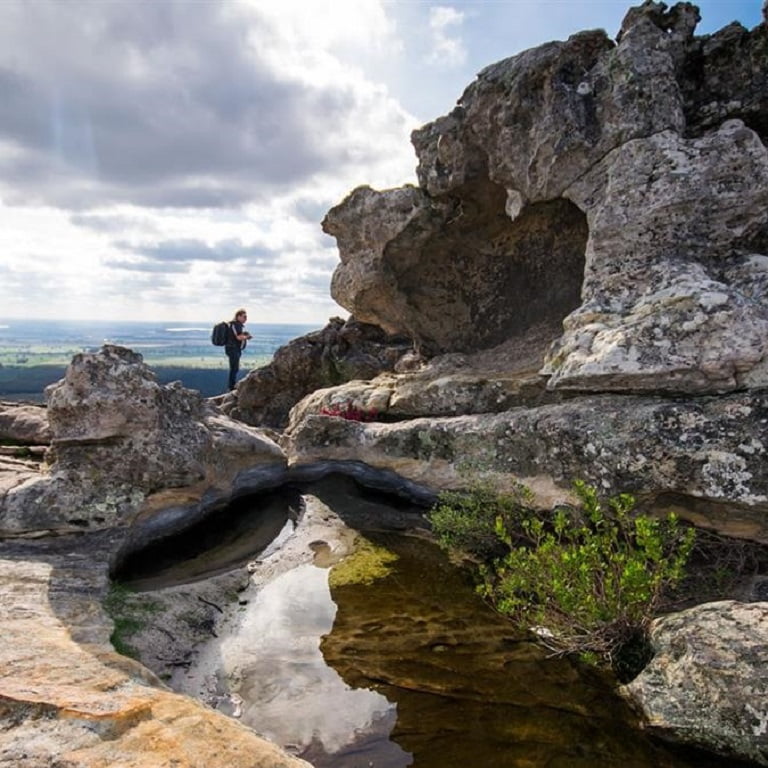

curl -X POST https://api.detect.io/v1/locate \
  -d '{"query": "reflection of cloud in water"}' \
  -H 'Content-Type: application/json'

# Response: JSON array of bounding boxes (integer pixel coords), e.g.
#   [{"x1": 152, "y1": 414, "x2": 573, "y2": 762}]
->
[{"x1": 220, "y1": 564, "x2": 401, "y2": 758}]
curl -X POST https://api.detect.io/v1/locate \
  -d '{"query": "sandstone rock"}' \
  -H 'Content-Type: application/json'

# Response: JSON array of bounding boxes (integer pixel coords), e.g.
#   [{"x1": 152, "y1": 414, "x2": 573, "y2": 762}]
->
[
  {"x1": 0, "y1": 400, "x2": 51, "y2": 444},
  {"x1": 288, "y1": 326, "x2": 563, "y2": 424},
  {"x1": 548, "y1": 121, "x2": 768, "y2": 392},
  {"x1": 0, "y1": 538, "x2": 309, "y2": 768},
  {"x1": 323, "y1": 2, "x2": 768, "y2": 394},
  {"x1": 0, "y1": 346, "x2": 286, "y2": 537},
  {"x1": 285, "y1": 390, "x2": 768, "y2": 542},
  {"x1": 324, "y1": 187, "x2": 587, "y2": 357},
  {"x1": 623, "y1": 601, "x2": 768, "y2": 766},
  {"x1": 46, "y1": 345, "x2": 211, "y2": 490},
  {"x1": 224, "y1": 316, "x2": 412, "y2": 428}
]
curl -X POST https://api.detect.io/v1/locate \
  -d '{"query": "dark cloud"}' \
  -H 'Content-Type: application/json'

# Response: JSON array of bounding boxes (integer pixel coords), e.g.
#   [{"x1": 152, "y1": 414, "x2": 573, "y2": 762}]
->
[
  {"x1": 119, "y1": 238, "x2": 279, "y2": 265},
  {"x1": 0, "y1": 0, "x2": 395, "y2": 210}
]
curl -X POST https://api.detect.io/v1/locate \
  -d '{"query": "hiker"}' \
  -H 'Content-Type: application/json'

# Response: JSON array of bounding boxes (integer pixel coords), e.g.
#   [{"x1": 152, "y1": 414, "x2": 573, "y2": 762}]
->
[{"x1": 225, "y1": 308, "x2": 252, "y2": 391}]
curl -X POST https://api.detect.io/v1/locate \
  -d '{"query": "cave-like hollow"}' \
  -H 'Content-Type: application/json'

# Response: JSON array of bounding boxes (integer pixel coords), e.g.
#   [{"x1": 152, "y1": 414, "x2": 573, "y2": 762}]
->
[{"x1": 383, "y1": 182, "x2": 588, "y2": 355}]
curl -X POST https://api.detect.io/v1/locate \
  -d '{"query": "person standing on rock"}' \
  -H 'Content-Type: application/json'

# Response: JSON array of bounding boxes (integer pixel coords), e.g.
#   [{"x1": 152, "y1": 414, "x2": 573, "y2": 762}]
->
[{"x1": 225, "y1": 308, "x2": 252, "y2": 391}]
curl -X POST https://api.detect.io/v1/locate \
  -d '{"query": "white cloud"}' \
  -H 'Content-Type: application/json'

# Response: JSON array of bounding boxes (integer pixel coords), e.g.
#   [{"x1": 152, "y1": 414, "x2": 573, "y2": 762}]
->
[
  {"x1": 426, "y1": 6, "x2": 467, "y2": 68},
  {"x1": 0, "y1": 0, "x2": 760, "y2": 325},
  {"x1": 0, "y1": 0, "x2": 418, "y2": 324}
]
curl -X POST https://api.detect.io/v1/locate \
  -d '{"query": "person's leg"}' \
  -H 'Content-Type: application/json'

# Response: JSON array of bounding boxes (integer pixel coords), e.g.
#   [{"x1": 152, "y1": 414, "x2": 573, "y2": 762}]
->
[{"x1": 227, "y1": 348, "x2": 240, "y2": 390}]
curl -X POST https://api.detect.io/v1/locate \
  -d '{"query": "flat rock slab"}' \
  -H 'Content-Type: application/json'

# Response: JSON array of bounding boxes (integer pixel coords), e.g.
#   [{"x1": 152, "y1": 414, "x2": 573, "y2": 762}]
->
[
  {"x1": 0, "y1": 401, "x2": 51, "y2": 444},
  {"x1": 0, "y1": 535, "x2": 310, "y2": 768}
]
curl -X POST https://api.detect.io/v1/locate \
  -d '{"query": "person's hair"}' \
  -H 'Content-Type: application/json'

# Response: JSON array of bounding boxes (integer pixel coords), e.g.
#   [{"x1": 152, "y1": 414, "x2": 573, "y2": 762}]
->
[{"x1": 232, "y1": 308, "x2": 247, "y2": 321}]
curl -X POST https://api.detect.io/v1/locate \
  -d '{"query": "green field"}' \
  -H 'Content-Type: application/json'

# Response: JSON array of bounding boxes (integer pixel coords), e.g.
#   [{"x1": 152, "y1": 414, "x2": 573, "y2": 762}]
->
[{"x1": 0, "y1": 354, "x2": 275, "y2": 402}]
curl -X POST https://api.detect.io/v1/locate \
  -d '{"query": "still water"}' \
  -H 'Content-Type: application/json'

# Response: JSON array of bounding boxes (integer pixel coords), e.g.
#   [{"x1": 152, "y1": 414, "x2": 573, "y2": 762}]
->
[{"x1": 154, "y1": 480, "x2": 745, "y2": 768}]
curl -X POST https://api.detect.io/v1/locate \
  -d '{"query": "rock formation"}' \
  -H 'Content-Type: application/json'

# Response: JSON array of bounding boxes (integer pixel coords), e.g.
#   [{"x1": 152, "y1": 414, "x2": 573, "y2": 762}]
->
[
  {"x1": 0, "y1": 345, "x2": 286, "y2": 539},
  {"x1": 323, "y1": 2, "x2": 768, "y2": 394},
  {"x1": 0, "y1": 534, "x2": 309, "y2": 768},
  {"x1": 1, "y1": 2, "x2": 767, "y2": 766},
  {"x1": 223, "y1": 316, "x2": 413, "y2": 429},
  {"x1": 289, "y1": 2, "x2": 768, "y2": 764},
  {"x1": 624, "y1": 601, "x2": 768, "y2": 765}
]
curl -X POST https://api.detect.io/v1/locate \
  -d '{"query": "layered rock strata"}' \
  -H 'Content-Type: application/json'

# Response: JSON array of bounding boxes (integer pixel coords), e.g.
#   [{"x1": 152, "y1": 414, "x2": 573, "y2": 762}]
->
[
  {"x1": 0, "y1": 345, "x2": 285, "y2": 538},
  {"x1": 285, "y1": 389, "x2": 768, "y2": 541},
  {"x1": 0, "y1": 535, "x2": 309, "y2": 768}
]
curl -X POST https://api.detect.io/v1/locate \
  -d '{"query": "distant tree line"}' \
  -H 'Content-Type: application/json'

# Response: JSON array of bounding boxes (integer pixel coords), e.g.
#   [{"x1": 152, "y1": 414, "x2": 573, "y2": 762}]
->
[{"x1": 0, "y1": 365, "x2": 227, "y2": 402}]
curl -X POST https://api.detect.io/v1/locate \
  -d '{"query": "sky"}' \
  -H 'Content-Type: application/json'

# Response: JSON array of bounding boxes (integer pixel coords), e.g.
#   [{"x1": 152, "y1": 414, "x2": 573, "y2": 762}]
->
[{"x1": 0, "y1": 0, "x2": 763, "y2": 326}]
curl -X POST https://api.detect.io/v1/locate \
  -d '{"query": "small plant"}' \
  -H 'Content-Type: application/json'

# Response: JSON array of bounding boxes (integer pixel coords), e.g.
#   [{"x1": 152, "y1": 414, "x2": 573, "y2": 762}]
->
[
  {"x1": 319, "y1": 400, "x2": 378, "y2": 422},
  {"x1": 429, "y1": 478, "x2": 695, "y2": 679},
  {"x1": 429, "y1": 476, "x2": 533, "y2": 558}
]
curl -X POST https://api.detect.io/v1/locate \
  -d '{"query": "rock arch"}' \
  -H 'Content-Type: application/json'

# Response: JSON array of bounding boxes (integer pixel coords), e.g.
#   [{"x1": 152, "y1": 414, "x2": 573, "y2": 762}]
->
[{"x1": 380, "y1": 189, "x2": 587, "y2": 354}]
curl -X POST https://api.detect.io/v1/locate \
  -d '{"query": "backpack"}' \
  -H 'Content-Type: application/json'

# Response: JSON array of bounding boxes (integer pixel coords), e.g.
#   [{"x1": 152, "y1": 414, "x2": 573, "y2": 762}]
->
[{"x1": 211, "y1": 321, "x2": 231, "y2": 346}]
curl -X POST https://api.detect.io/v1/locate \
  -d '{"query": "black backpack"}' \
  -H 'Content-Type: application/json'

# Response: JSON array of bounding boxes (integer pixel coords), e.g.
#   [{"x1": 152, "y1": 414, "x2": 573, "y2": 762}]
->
[{"x1": 211, "y1": 321, "x2": 231, "y2": 346}]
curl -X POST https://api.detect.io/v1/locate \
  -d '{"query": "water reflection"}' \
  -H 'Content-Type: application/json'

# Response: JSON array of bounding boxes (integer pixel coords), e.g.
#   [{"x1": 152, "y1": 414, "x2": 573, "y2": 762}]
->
[
  {"x1": 320, "y1": 532, "x2": 747, "y2": 768},
  {"x1": 218, "y1": 562, "x2": 413, "y2": 766},
  {"x1": 165, "y1": 479, "x2": 749, "y2": 768}
]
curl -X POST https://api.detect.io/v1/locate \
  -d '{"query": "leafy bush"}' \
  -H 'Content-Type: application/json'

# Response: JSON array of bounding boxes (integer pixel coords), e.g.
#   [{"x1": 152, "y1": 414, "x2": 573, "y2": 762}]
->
[
  {"x1": 429, "y1": 477, "x2": 533, "y2": 558},
  {"x1": 430, "y1": 478, "x2": 695, "y2": 677}
]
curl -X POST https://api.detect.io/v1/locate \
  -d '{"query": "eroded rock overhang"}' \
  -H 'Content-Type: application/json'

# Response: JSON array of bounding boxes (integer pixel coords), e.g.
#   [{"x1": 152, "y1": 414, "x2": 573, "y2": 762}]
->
[{"x1": 322, "y1": 2, "x2": 768, "y2": 395}]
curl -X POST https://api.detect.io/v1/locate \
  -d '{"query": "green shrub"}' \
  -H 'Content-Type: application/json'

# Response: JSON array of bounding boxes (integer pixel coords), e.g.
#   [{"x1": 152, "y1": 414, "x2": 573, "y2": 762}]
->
[
  {"x1": 429, "y1": 477, "x2": 533, "y2": 558},
  {"x1": 430, "y1": 479, "x2": 695, "y2": 678}
]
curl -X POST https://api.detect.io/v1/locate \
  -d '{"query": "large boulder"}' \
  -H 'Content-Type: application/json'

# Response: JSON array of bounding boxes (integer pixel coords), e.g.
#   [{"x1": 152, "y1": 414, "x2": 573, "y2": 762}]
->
[
  {"x1": 0, "y1": 346, "x2": 285, "y2": 536},
  {"x1": 223, "y1": 316, "x2": 412, "y2": 429},
  {"x1": 623, "y1": 601, "x2": 768, "y2": 766},
  {"x1": 322, "y1": 2, "x2": 768, "y2": 394}
]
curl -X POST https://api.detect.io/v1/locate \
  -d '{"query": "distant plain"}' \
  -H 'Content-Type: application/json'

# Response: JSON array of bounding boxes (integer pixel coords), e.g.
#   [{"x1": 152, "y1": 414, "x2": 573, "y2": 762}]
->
[{"x1": 0, "y1": 319, "x2": 318, "y2": 401}]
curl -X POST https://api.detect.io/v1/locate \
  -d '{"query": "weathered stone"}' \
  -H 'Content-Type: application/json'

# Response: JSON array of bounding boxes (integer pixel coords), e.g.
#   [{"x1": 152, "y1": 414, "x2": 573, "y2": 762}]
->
[
  {"x1": 224, "y1": 316, "x2": 412, "y2": 429},
  {"x1": 681, "y1": 20, "x2": 768, "y2": 139},
  {"x1": 324, "y1": 186, "x2": 588, "y2": 357},
  {"x1": 46, "y1": 345, "x2": 210, "y2": 489},
  {"x1": 323, "y1": 2, "x2": 768, "y2": 394},
  {"x1": 549, "y1": 121, "x2": 768, "y2": 392},
  {"x1": 288, "y1": 326, "x2": 563, "y2": 423},
  {"x1": 0, "y1": 346, "x2": 286, "y2": 536},
  {"x1": 0, "y1": 538, "x2": 309, "y2": 768},
  {"x1": 0, "y1": 400, "x2": 51, "y2": 444},
  {"x1": 623, "y1": 601, "x2": 768, "y2": 766},
  {"x1": 285, "y1": 390, "x2": 768, "y2": 541}
]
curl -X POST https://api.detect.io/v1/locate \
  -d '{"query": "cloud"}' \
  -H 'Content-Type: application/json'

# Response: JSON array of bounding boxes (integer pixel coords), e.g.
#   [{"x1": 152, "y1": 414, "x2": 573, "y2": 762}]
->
[
  {"x1": 119, "y1": 238, "x2": 279, "y2": 264},
  {"x1": 425, "y1": 6, "x2": 467, "y2": 68},
  {"x1": 69, "y1": 211, "x2": 161, "y2": 235},
  {"x1": 0, "y1": 0, "x2": 416, "y2": 210}
]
